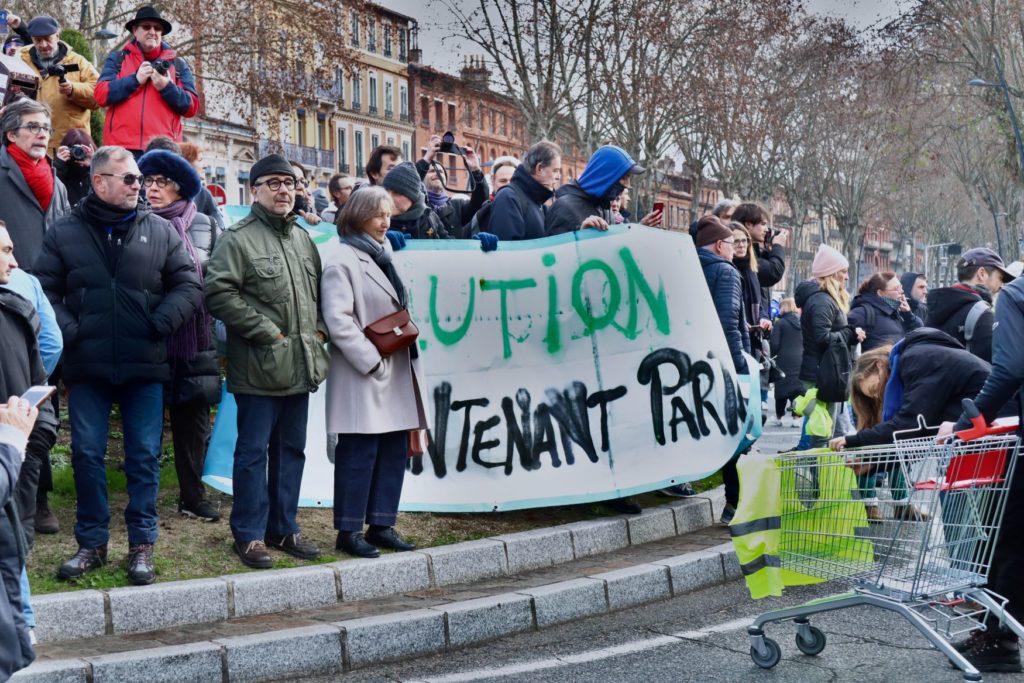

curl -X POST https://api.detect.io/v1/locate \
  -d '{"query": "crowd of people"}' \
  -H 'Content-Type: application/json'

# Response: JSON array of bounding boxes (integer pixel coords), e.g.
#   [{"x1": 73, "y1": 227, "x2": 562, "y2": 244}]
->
[{"x1": 0, "y1": 3, "x2": 1023, "y2": 680}]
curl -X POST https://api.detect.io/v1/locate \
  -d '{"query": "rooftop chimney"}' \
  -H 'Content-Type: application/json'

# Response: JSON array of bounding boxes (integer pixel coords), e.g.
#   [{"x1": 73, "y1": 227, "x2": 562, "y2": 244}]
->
[{"x1": 460, "y1": 56, "x2": 490, "y2": 90}]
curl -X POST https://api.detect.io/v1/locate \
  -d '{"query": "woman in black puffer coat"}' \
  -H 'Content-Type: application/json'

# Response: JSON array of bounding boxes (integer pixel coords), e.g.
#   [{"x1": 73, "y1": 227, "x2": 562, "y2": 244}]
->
[
  {"x1": 795, "y1": 245, "x2": 865, "y2": 449},
  {"x1": 137, "y1": 149, "x2": 222, "y2": 522},
  {"x1": 769, "y1": 297, "x2": 803, "y2": 424},
  {"x1": 847, "y1": 271, "x2": 922, "y2": 353}
]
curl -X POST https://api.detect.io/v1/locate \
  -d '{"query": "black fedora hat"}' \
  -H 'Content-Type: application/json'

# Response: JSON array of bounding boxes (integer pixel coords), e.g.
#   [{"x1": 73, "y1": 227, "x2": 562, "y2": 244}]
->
[{"x1": 125, "y1": 5, "x2": 173, "y2": 35}]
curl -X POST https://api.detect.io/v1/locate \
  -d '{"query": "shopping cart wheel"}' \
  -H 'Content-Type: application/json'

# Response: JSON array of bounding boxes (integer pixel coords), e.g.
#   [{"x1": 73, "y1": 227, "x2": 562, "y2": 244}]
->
[
  {"x1": 795, "y1": 626, "x2": 826, "y2": 656},
  {"x1": 750, "y1": 637, "x2": 782, "y2": 669}
]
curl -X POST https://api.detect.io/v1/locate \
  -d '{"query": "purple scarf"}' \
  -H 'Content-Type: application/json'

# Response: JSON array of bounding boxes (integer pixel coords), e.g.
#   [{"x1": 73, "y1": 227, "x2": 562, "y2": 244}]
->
[
  {"x1": 154, "y1": 199, "x2": 209, "y2": 360},
  {"x1": 426, "y1": 190, "x2": 449, "y2": 210}
]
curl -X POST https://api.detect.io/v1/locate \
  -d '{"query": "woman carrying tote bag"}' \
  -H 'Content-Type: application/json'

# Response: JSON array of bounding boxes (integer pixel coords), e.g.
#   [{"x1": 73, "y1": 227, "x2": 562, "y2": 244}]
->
[
  {"x1": 794, "y1": 244, "x2": 865, "y2": 450},
  {"x1": 321, "y1": 186, "x2": 429, "y2": 558}
]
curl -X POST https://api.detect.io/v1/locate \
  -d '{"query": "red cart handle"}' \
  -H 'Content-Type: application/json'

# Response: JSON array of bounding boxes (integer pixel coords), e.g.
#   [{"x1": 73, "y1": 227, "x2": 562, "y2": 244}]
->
[{"x1": 954, "y1": 398, "x2": 1019, "y2": 441}]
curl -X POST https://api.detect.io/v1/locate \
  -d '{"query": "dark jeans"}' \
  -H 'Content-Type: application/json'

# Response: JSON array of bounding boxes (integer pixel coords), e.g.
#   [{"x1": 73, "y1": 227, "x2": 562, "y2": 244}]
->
[
  {"x1": 68, "y1": 382, "x2": 163, "y2": 547},
  {"x1": 230, "y1": 393, "x2": 308, "y2": 543},
  {"x1": 333, "y1": 431, "x2": 407, "y2": 532},
  {"x1": 169, "y1": 398, "x2": 212, "y2": 507}
]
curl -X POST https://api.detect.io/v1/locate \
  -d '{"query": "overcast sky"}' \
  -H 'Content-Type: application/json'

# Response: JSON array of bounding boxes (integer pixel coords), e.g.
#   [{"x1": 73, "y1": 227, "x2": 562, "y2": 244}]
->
[{"x1": 381, "y1": 0, "x2": 908, "y2": 74}]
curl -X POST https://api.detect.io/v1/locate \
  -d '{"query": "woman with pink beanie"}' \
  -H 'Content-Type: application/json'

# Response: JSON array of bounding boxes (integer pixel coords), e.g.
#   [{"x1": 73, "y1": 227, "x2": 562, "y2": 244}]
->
[{"x1": 792, "y1": 244, "x2": 866, "y2": 449}]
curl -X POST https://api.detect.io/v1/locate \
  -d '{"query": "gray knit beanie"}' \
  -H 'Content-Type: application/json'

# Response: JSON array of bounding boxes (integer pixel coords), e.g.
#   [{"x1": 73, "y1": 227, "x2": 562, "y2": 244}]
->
[{"x1": 382, "y1": 161, "x2": 424, "y2": 202}]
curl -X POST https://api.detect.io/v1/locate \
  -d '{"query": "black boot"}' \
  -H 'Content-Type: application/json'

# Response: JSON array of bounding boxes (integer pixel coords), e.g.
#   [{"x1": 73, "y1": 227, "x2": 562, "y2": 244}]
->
[
  {"x1": 365, "y1": 525, "x2": 416, "y2": 551},
  {"x1": 336, "y1": 531, "x2": 380, "y2": 558}
]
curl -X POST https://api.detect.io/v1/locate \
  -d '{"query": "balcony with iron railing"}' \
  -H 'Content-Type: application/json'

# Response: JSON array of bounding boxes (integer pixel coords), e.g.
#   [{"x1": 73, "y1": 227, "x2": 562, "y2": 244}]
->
[
  {"x1": 258, "y1": 140, "x2": 333, "y2": 170},
  {"x1": 368, "y1": 105, "x2": 378, "y2": 115},
  {"x1": 384, "y1": 108, "x2": 393, "y2": 119},
  {"x1": 352, "y1": 101, "x2": 361, "y2": 112},
  {"x1": 340, "y1": 163, "x2": 350, "y2": 173}
]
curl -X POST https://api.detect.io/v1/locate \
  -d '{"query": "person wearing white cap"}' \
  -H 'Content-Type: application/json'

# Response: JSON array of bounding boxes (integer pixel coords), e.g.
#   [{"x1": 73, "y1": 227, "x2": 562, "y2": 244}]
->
[{"x1": 792, "y1": 244, "x2": 865, "y2": 450}]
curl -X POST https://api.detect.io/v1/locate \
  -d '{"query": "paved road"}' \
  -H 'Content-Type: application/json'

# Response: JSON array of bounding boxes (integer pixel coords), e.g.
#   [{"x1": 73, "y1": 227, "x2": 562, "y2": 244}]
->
[{"x1": 289, "y1": 577, "x2": 1020, "y2": 683}]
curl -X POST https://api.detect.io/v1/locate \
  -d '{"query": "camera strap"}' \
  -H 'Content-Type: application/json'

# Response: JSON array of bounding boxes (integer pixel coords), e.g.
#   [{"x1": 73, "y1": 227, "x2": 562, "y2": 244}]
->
[{"x1": 430, "y1": 158, "x2": 477, "y2": 195}]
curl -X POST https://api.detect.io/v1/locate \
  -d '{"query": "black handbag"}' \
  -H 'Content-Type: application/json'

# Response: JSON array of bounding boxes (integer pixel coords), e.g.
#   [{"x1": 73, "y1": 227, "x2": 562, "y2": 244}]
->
[{"x1": 816, "y1": 335, "x2": 852, "y2": 403}]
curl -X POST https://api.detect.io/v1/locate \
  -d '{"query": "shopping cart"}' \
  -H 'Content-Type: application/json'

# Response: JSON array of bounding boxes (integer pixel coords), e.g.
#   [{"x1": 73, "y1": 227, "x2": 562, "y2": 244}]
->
[{"x1": 747, "y1": 400, "x2": 1024, "y2": 682}]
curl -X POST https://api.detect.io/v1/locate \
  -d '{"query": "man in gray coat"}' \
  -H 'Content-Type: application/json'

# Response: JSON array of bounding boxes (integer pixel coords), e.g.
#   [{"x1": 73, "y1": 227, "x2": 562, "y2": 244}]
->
[{"x1": 0, "y1": 99, "x2": 70, "y2": 270}]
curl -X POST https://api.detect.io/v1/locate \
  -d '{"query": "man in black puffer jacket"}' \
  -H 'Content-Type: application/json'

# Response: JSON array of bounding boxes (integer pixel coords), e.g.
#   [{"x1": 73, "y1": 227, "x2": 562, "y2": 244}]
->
[
  {"x1": 926, "y1": 248, "x2": 1014, "y2": 363},
  {"x1": 697, "y1": 217, "x2": 749, "y2": 373},
  {"x1": 34, "y1": 145, "x2": 201, "y2": 587}
]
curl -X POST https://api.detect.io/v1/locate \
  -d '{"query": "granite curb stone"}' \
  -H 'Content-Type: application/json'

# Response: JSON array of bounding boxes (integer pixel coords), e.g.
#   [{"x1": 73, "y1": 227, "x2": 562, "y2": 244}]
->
[
  {"x1": 108, "y1": 578, "x2": 228, "y2": 634},
  {"x1": 333, "y1": 552, "x2": 430, "y2": 601},
  {"x1": 87, "y1": 642, "x2": 222, "y2": 683},
  {"x1": 492, "y1": 527, "x2": 574, "y2": 574},
  {"x1": 229, "y1": 565, "x2": 338, "y2": 617},
  {"x1": 652, "y1": 548, "x2": 727, "y2": 595},
  {"x1": 516, "y1": 577, "x2": 608, "y2": 628},
  {"x1": 418, "y1": 539, "x2": 508, "y2": 586},
  {"x1": 665, "y1": 497, "x2": 714, "y2": 535},
  {"x1": 30, "y1": 590, "x2": 106, "y2": 642},
  {"x1": 339, "y1": 609, "x2": 446, "y2": 668},
  {"x1": 592, "y1": 563, "x2": 672, "y2": 610},
  {"x1": 438, "y1": 591, "x2": 535, "y2": 647},
  {"x1": 626, "y1": 507, "x2": 677, "y2": 545},
  {"x1": 563, "y1": 517, "x2": 629, "y2": 558},
  {"x1": 8, "y1": 659, "x2": 88, "y2": 683},
  {"x1": 214, "y1": 624, "x2": 343, "y2": 683}
]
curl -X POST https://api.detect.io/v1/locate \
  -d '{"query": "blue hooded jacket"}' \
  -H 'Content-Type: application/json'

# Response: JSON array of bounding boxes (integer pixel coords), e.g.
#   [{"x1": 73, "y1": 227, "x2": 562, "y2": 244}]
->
[{"x1": 577, "y1": 145, "x2": 638, "y2": 199}]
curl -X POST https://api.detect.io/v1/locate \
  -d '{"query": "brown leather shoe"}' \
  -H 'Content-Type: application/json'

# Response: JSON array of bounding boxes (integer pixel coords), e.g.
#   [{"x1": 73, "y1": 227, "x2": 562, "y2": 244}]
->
[
  {"x1": 234, "y1": 539, "x2": 273, "y2": 569},
  {"x1": 35, "y1": 502, "x2": 59, "y2": 534},
  {"x1": 265, "y1": 532, "x2": 321, "y2": 560},
  {"x1": 57, "y1": 545, "x2": 107, "y2": 580}
]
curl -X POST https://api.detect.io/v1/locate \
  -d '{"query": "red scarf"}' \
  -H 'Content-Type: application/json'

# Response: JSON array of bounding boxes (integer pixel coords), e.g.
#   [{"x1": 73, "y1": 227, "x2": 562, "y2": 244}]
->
[{"x1": 7, "y1": 144, "x2": 53, "y2": 211}]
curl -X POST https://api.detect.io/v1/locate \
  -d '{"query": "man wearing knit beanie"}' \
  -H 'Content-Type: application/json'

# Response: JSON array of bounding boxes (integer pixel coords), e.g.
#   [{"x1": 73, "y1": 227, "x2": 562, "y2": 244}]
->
[
  {"x1": 382, "y1": 161, "x2": 451, "y2": 240},
  {"x1": 811, "y1": 244, "x2": 849, "y2": 279}
]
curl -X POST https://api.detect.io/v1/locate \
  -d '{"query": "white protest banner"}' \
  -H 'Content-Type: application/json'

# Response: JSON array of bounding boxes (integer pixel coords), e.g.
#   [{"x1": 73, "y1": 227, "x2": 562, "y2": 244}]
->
[{"x1": 203, "y1": 219, "x2": 759, "y2": 511}]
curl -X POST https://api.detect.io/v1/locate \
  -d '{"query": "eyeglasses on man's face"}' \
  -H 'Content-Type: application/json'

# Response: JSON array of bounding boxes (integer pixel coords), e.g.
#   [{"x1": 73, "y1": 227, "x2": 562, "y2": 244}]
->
[
  {"x1": 99, "y1": 172, "x2": 143, "y2": 186},
  {"x1": 254, "y1": 178, "x2": 297, "y2": 191},
  {"x1": 18, "y1": 122, "x2": 53, "y2": 135}
]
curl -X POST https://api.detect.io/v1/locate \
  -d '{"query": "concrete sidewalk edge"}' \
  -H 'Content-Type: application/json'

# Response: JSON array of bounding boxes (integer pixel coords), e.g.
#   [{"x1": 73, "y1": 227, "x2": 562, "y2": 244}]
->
[
  {"x1": 30, "y1": 487, "x2": 726, "y2": 644},
  {"x1": 12, "y1": 540, "x2": 741, "y2": 683}
]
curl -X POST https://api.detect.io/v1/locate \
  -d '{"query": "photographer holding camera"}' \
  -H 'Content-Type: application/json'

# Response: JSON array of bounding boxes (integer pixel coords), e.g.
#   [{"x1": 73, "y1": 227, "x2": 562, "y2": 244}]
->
[
  {"x1": 415, "y1": 133, "x2": 489, "y2": 239},
  {"x1": 12, "y1": 16, "x2": 99, "y2": 157},
  {"x1": 54, "y1": 128, "x2": 95, "y2": 205},
  {"x1": 733, "y1": 202, "x2": 786, "y2": 311},
  {"x1": 94, "y1": 6, "x2": 200, "y2": 156}
]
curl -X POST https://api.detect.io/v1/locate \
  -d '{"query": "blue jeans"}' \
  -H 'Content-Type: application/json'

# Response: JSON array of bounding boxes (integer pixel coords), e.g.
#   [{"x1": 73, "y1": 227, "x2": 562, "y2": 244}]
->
[
  {"x1": 333, "y1": 431, "x2": 407, "y2": 532},
  {"x1": 68, "y1": 382, "x2": 163, "y2": 547},
  {"x1": 230, "y1": 394, "x2": 309, "y2": 543}
]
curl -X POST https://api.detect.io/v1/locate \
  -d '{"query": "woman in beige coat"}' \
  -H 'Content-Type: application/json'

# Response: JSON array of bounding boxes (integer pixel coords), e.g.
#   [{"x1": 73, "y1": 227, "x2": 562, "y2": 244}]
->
[{"x1": 321, "y1": 186, "x2": 428, "y2": 558}]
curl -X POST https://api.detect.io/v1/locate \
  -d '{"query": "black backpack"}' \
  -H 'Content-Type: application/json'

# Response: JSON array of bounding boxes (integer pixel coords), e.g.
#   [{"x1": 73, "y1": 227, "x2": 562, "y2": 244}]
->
[
  {"x1": 809, "y1": 292, "x2": 852, "y2": 402},
  {"x1": 468, "y1": 184, "x2": 537, "y2": 236}
]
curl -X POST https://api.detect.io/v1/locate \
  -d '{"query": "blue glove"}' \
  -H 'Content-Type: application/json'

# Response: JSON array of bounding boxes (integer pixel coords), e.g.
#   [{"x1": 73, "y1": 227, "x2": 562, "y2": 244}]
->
[
  {"x1": 474, "y1": 232, "x2": 499, "y2": 252},
  {"x1": 385, "y1": 230, "x2": 407, "y2": 251}
]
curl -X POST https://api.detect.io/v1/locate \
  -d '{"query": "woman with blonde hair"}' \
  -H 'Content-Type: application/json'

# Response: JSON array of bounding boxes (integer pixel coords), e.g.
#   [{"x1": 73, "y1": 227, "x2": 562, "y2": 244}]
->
[
  {"x1": 320, "y1": 186, "x2": 429, "y2": 558},
  {"x1": 793, "y1": 245, "x2": 865, "y2": 449}
]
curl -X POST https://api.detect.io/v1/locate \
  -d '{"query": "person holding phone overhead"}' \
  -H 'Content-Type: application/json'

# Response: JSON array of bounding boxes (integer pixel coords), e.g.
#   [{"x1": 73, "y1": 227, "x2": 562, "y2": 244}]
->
[{"x1": 320, "y1": 186, "x2": 429, "y2": 558}]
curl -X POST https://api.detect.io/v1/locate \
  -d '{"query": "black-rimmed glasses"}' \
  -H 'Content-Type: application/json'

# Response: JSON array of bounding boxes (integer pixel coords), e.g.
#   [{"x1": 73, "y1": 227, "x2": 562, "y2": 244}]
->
[{"x1": 254, "y1": 178, "x2": 297, "y2": 191}]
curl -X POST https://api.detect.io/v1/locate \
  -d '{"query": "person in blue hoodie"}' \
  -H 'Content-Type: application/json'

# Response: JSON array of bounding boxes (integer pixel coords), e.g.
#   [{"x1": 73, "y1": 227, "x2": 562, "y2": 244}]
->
[{"x1": 545, "y1": 145, "x2": 662, "y2": 235}]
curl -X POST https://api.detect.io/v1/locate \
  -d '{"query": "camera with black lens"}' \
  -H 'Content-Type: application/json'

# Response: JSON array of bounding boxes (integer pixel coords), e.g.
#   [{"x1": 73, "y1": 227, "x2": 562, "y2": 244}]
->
[
  {"x1": 46, "y1": 62, "x2": 79, "y2": 84},
  {"x1": 439, "y1": 131, "x2": 465, "y2": 156},
  {"x1": 70, "y1": 144, "x2": 87, "y2": 161},
  {"x1": 151, "y1": 59, "x2": 171, "y2": 76}
]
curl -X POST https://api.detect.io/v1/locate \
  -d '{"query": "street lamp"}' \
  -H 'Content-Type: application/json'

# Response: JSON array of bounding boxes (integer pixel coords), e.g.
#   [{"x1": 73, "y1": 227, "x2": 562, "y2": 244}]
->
[{"x1": 969, "y1": 55, "x2": 1024, "y2": 259}]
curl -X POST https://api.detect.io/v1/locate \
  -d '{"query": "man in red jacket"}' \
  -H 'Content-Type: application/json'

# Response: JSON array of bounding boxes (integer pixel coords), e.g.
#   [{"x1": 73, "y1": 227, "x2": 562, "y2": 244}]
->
[{"x1": 93, "y1": 6, "x2": 200, "y2": 156}]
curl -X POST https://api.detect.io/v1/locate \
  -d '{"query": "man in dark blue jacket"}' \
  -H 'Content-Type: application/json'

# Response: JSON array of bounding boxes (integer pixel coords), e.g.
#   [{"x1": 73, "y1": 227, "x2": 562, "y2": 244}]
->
[
  {"x1": 696, "y1": 216, "x2": 749, "y2": 373},
  {"x1": 942, "y1": 275, "x2": 1024, "y2": 673}
]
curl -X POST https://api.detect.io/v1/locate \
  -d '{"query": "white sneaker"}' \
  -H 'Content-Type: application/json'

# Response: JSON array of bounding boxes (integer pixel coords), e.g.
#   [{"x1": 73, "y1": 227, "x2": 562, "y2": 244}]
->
[{"x1": 772, "y1": 417, "x2": 783, "y2": 427}]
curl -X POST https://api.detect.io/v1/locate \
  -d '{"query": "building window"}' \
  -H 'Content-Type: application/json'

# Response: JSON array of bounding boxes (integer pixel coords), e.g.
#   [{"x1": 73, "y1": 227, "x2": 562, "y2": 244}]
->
[
  {"x1": 384, "y1": 81, "x2": 393, "y2": 117},
  {"x1": 317, "y1": 118, "x2": 326, "y2": 150},
  {"x1": 478, "y1": 104, "x2": 484, "y2": 129},
  {"x1": 339, "y1": 129, "x2": 347, "y2": 166},
  {"x1": 448, "y1": 103, "x2": 456, "y2": 129},
  {"x1": 296, "y1": 111, "x2": 306, "y2": 146},
  {"x1": 355, "y1": 130, "x2": 364, "y2": 174},
  {"x1": 350, "y1": 12, "x2": 359, "y2": 47},
  {"x1": 352, "y1": 73, "x2": 361, "y2": 110},
  {"x1": 399, "y1": 83, "x2": 408, "y2": 120},
  {"x1": 501, "y1": 112, "x2": 507, "y2": 135},
  {"x1": 367, "y1": 18, "x2": 376, "y2": 52},
  {"x1": 420, "y1": 96, "x2": 429, "y2": 124},
  {"x1": 335, "y1": 67, "x2": 344, "y2": 102},
  {"x1": 398, "y1": 28, "x2": 407, "y2": 61},
  {"x1": 434, "y1": 100, "x2": 442, "y2": 129},
  {"x1": 402, "y1": 141, "x2": 410, "y2": 160},
  {"x1": 383, "y1": 25, "x2": 392, "y2": 57},
  {"x1": 369, "y1": 73, "x2": 378, "y2": 113},
  {"x1": 387, "y1": 136, "x2": 395, "y2": 145},
  {"x1": 489, "y1": 110, "x2": 495, "y2": 133},
  {"x1": 371, "y1": 133, "x2": 379, "y2": 149}
]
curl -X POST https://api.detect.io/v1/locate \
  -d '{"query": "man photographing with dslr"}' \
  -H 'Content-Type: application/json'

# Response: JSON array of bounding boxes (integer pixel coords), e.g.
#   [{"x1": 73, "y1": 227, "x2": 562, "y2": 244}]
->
[
  {"x1": 11, "y1": 15, "x2": 99, "y2": 157},
  {"x1": 94, "y1": 5, "x2": 200, "y2": 156}
]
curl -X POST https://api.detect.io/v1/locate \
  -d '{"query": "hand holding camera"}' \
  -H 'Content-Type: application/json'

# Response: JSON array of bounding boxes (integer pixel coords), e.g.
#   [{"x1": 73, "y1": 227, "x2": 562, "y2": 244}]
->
[{"x1": 136, "y1": 61, "x2": 154, "y2": 84}]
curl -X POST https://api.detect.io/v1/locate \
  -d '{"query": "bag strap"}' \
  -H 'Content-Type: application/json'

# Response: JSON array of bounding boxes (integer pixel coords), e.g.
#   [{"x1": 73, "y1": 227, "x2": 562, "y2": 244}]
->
[{"x1": 960, "y1": 299, "x2": 991, "y2": 351}]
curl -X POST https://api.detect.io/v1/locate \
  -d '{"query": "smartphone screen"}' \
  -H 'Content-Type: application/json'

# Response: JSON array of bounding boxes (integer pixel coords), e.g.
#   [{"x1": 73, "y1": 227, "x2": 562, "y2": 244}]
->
[
  {"x1": 653, "y1": 202, "x2": 665, "y2": 213},
  {"x1": 20, "y1": 385, "x2": 56, "y2": 408}
]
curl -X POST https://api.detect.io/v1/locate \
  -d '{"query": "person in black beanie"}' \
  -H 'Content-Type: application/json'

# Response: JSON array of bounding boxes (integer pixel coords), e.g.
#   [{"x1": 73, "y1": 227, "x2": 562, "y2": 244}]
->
[
  {"x1": 34, "y1": 145, "x2": 202, "y2": 586},
  {"x1": 381, "y1": 161, "x2": 449, "y2": 240}
]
